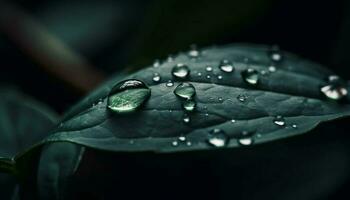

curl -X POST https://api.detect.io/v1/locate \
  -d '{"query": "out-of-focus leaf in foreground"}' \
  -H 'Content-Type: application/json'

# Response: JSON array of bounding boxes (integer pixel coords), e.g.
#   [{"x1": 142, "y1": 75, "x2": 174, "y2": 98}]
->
[{"x1": 0, "y1": 87, "x2": 58, "y2": 199}]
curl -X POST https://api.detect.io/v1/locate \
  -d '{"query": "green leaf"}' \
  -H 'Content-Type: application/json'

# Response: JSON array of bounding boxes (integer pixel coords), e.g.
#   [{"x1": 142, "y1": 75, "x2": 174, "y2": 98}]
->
[
  {"x1": 0, "y1": 87, "x2": 58, "y2": 199},
  {"x1": 41, "y1": 44, "x2": 350, "y2": 153}
]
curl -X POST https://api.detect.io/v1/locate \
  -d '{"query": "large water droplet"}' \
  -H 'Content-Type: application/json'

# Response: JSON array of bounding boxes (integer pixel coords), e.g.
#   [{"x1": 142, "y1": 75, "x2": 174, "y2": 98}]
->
[
  {"x1": 207, "y1": 129, "x2": 229, "y2": 147},
  {"x1": 152, "y1": 73, "x2": 161, "y2": 82},
  {"x1": 174, "y1": 83, "x2": 196, "y2": 100},
  {"x1": 183, "y1": 100, "x2": 196, "y2": 112},
  {"x1": 172, "y1": 63, "x2": 190, "y2": 78},
  {"x1": 219, "y1": 59, "x2": 234, "y2": 72},
  {"x1": 107, "y1": 79, "x2": 151, "y2": 113},
  {"x1": 273, "y1": 116, "x2": 285, "y2": 126},
  {"x1": 242, "y1": 68, "x2": 259, "y2": 85}
]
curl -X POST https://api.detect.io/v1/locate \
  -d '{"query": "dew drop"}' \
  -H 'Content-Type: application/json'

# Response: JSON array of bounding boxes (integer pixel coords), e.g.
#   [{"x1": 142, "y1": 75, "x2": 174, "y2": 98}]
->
[
  {"x1": 207, "y1": 129, "x2": 229, "y2": 147},
  {"x1": 268, "y1": 65, "x2": 276, "y2": 72},
  {"x1": 217, "y1": 75, "x2": 223, "y2": 80},
  {"x1": 183, "y1": 100, "x2": 196, "y2": 112},
  {"x1": 172, "y1": 63, "x2": 190, "y2": 79},
  {"x1": 237, "y1": 94, "x2": 247, "y2": 102},
  {"x1": 167, "y1": 55, "x2": 174, "y2": 62},
  {"x1": 166, "y1": 80, "x2": 174, "y2": 87},
  {"x1": 153, "y1": 60, "x2": 160, "y2": 68},
  {"x1": 206, "y1": 66, "x2": 213, "y2": 72},
  {"x1": 242, "y1": 68, "x2": 259, "y2": 85},
  {"x1": 292, "y1": 124, "x2": 297, "y2": 128},
  {"x1": 218, "y1": 97, "x2": 223, "y2": 102},
  {"x1": 321, "y1": 85, "x2": 347, "y2": 100},
  {"x1": 186, "y1": 141, "x2": 192, "y2": 146},
  {"x1": 172, "y1": 141, "x2": 179, "y2": 146},
  {"x1": 152, "y1": 73, "x2": 161, "y2": 82},
  {"x1": 188, "y1": 50, "x2": 200, "y2": 59},
  {"x1": 179, "y1": 136, "x2": 186, "y2": 141},
  {"x1": 107, "y1": 79, "x2": 151, "y2": 113},
  {"x1": 197, "y1": 72, "x2": 202, "y2": 76},
  {"x1": 273, "y1": 116, "x2": 286, "y2": 126},
  {"x1": 238, "y1": 137, "x2": 254, "y2": 146},
  {"x1": 321, "y1": 75, "x2": 348, "y2": 100},
  {"x1": 219, "y1": 59, "x2": 234, "y2": 72},
  {"x1": 269, "y1": 46, "x2": 283, "y2": 62},
  {"x1": 206, "y1": 75, "x2": 211, "y2": 79},
  {"x1": 183, "y1": 114, "x2": 190, "y2": 123},
  {"x1": 231, "y1": 119, "x2": 236, "y2": 123},
  {"x1": 174, "y1": 83, "x2": 196, "y2": 100}
]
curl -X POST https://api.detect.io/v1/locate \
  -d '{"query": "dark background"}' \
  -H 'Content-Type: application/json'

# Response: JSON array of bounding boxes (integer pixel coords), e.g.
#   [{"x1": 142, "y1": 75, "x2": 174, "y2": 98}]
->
[
  {"x1": 1, "y1": 1, "x2": 350, "y2": 199},
  {"x1": 1, "y1": 0, "x2": 349, "y2": 113}
]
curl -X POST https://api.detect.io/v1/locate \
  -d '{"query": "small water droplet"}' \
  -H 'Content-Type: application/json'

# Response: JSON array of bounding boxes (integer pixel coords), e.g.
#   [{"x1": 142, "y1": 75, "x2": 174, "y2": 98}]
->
[
  {"x1": 152, "y1": 73, "x2": 161, "y2": 82},
  {"x1": 153, "y1": 60, "x2": 160, "y2": 68},
  {"x1": 172, "y1": 63, "x2": 190, "y2": 79},
  {"x1": 231, "y1": 119, "x2": 236, "y2": 123},
  {"x1": 207, "y1": 129, "x2": 229, "y2": 147},
  {"x1": 242, "y1": 68, "x2": 259, "y2": 85},
  {"x1": 268, "y1": 66, "x2": 276, "y2": 72},
  {"x1": 206, "y1": 66, "x2": 213, "y2": 72},
  {"x1": 174, "y1": 83, "x2": 196, "y2": 100},
  {"x1": 237, "y1": 94, "x2": 247, "y2": 102},
  {"x1": 218, "y1": 97, "x2": 223, "y2": 102},
  {"x1": 273, "y1": 116, "x2": 286, "y2": 126},
  {"x1": 188, "y1": 49, "x2": 200, "y2": 59},
  {"x1": 261, "y1": 70, "x2": 268, "y2": 75},
  {"x1": 183, "y1": 114, "x2": 190, "y2": 123},
  {"x1": 238, "y1": 137, "x2": 254, "y2": 146},
  {"x1": 167, "y1": 55, "x2": 174, "y2": 62},
  {"x1": 186, "y1": 141, "x2": 192, "y2": 146},
  {"x1": 205, "y1": 113, "x2": 209, "y2": 116},
  {"x1": 179, "y1": 136, "x2": 186, "y2": 141},
  {"x1": 183, "y1": 100, "x2": 196, "y2": 112},
  {"x1": 328, "y1": 75, "x2": 340, "y2": 82},
  {"x1": 292, "y1": 124, "x2": 297, "y2": 128},
  {"x1": 269, "y1": 46, "x2": 283, "y2": 62},
  {"x1": 107, "y1": 79, "x2": 151, "y2": 113},
  {"x1": 172, "y1": 141, "x2": 179, "y2": 146},
  {"x1": 206, "y1": 75, "x2": 211, "y2": 79},
  {"x1": 166, "y1": 80, "x2": 174, "y2": 87},
  {"x1": 197, "y1": 72, "x2": 202, "y2": 76},
  {"x1": 219, "y1": 59, "x2": 234, "y2": 72},
  {"x1": 217, "y1": 75, "x2": 223, "y2": 80}
]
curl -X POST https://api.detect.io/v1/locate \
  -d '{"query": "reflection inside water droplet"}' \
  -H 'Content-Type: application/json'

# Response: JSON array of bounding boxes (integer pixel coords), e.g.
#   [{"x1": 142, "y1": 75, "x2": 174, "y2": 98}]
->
[{"x1": 107, "y1": 79, "x2": 151, "y2": 113}]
